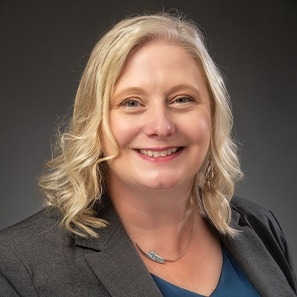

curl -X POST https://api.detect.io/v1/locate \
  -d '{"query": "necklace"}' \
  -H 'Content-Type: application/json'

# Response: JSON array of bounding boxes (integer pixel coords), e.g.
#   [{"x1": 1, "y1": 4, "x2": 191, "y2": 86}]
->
[{"x1": 135, "y1": 210, "x2": 195, "y2": 264}]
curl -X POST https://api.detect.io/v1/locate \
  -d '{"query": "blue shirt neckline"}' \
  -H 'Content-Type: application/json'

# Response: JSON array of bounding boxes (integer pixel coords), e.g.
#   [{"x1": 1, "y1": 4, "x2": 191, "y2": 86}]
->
[{"x1": 151, "y1": 246, "x2": 259, "y2": 297}]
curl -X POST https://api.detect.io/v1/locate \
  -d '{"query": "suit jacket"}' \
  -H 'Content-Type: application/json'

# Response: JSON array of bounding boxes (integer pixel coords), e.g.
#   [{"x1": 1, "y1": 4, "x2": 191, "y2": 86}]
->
[{"x1": 0, "y1": 196, "x2": 296, "y2": 297}]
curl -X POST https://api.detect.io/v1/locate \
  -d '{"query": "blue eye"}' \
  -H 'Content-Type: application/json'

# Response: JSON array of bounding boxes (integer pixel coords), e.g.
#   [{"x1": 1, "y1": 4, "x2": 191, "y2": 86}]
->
[
  {"x1": 121, "y1": 99, "x2": 141, "y2": 107},
  {"x1": 174, "y1": 96, "x2": 194, "y2": 103}
]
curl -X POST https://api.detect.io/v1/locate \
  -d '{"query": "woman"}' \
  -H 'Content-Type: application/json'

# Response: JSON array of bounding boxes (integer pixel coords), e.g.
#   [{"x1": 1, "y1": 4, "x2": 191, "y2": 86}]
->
[{"x1": 0, "y1": 12, "x2": 296, "y2": 297}]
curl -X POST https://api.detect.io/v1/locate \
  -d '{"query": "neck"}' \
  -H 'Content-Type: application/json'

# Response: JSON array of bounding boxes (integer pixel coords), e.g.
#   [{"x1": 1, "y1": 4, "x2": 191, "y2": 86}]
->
[
  {"x1": 107, "y1": 180, "x2": 201, "y2": 259},
  {"x1": 108, "y1": 180, "x2": 194, "y2": 229}
]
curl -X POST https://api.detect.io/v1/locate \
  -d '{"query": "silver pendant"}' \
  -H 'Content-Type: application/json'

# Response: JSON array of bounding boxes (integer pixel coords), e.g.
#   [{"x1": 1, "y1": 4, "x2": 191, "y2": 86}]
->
[
  {"x1": 146, "y1": 251, "x2": 166, "y2": 264},
  {"x1": 136, "y1": 244, "x2": 166, "y2": 264}
]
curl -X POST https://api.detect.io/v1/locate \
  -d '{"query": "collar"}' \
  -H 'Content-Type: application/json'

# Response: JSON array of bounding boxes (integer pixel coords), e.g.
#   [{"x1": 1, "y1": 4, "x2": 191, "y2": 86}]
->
[
  {"x1": 75, "y1": 199, "x2": 163, "y2": 297},
  {"x1": 75, "y1": 196, "x2": 296, "y2": 297},
  {"x1": 221, "y1": 197, "x2": 296, "y2": 296}
]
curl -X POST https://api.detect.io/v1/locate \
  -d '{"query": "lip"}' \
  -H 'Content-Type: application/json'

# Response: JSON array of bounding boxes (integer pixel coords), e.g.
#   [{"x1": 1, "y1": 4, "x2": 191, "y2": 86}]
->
[{"x1": 134, "y1": 146, "x2": 184, "y2": 161}]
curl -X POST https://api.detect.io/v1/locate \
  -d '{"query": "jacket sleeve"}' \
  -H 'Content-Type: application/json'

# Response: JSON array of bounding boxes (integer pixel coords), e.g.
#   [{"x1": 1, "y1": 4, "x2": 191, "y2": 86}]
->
[
  {"x1": 0, "y1": 244, "x2": 39, "y2": 297},
  {"x1": 230, "y1": 196, "x2": 297, "y2": 294},
  {"x1": 269, "y1": 210, "x2": 297, "y2": 291}
]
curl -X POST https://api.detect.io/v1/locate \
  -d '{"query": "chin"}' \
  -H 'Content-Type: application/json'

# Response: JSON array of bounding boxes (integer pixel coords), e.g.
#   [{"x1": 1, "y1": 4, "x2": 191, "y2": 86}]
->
[{"x1": 140, "y1": 178, "x2": 182, "y2": 191}]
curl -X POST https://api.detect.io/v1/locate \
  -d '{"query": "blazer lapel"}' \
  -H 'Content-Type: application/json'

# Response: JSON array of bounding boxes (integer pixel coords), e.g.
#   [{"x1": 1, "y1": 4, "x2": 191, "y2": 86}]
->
[
  {"x1": 75, "y1": 201, "x2": 162, "y2": 297},
  {"x1": 74, "y1": 197, "x2": 296, "y2": 296},
  {"x1": 221, "y1": 206, "x2": 296, "y2": 297}
]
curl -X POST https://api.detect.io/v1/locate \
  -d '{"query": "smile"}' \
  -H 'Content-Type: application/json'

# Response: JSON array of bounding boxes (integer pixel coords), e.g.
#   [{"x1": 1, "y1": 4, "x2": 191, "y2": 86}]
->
[{"x1": 138, "y1": 147, "x2": 180, "y2": 158}]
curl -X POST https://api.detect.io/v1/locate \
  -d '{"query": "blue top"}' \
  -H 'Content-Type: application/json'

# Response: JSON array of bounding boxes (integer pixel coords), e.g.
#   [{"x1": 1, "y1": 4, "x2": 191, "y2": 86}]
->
[{"x1": 152, "y1": 247, "x2": 260, "y2": 297}]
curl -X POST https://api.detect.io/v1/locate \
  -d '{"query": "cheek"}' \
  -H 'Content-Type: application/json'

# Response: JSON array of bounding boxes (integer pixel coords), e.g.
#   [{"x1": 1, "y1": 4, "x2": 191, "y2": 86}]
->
[
  {"x1": 188, "y1": 112, "x2": 212, "y2": 145},
  {"x1": 108, "y1": 113, "x2": 139, "y2": 150}
]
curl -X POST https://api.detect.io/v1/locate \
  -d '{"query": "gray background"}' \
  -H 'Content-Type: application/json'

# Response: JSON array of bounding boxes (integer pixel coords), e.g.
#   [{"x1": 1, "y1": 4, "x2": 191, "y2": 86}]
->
[{"x1": 1, "y1": 0, "x2": 296, "y2": 271}]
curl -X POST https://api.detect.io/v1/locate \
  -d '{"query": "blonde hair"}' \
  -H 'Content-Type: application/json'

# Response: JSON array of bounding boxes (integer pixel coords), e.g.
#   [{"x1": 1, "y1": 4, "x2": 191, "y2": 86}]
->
[{"x1": 39, "y1": 12, "x2": 242, "y2": 237}]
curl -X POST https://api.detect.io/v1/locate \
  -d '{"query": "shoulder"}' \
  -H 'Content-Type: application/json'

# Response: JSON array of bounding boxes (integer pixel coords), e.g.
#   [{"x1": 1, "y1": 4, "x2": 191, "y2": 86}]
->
[
  {"x1": 0, "y1": 207, "x2": 116, "y2": 296},
  {"x1": 0, "y1": 208, "x2": 76, "y2": 296},
  {"x1": 231, "y1": 195, "x2": 269, "y2": 213},
  {"x1": 1, "y1": 207, "x2": 59, "y2": 236},
  {"x1": 230, "y1": 195, "x2": 279, "y2": 227},
  {"x1": 228, "y1": 196, "x2": 297, "y2": 293},
  {"x1": 230, "y1": 196, "x2": 289, "y2": 259},
  {"x1": 0, "y1": 207, "x2": 73, "y2": 255}
]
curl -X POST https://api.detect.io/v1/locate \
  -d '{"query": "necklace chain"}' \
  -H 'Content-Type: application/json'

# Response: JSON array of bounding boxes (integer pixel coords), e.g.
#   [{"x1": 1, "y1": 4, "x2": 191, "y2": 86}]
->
[{"x1": 135, "y1": 210, "x2": 195, "y2": 264}]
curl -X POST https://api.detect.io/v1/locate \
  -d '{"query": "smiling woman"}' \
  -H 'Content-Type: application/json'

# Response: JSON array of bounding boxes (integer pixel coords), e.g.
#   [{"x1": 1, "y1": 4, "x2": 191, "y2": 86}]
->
[
  {"x1": 0, "y1": 12, "x2": 296, "y2": 297},
  {"x1": 105, "y1": 41, "x2": 211, "y2": 193}
]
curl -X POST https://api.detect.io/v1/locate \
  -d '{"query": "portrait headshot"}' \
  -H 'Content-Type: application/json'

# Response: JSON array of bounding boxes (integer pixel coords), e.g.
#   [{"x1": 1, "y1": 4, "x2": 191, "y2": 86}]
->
[{"x1": 0, "y1": 1, "x2": 296, "y2": 296}]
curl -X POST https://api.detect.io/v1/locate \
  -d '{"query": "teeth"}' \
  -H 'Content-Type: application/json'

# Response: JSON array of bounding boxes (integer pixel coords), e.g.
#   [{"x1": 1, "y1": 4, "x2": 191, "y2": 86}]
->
[{"x1": 139, "y1": 148, "x2": 178, "y2": 157}]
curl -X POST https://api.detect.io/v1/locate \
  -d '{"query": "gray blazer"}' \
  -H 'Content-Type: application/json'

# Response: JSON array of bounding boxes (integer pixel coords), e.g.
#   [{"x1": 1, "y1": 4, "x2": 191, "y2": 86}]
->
[{"x1": 0, "y1": 196, "x2": 296, "y2": 297}]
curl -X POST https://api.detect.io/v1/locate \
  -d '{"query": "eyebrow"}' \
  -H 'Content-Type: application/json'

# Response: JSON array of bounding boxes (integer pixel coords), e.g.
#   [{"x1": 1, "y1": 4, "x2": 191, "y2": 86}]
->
[
  {"x1": 167, "y1": 84, "x2": 201, "y2": 96},
  {"x1": 112, "y1": 87, "x2": 145, "y2": 98},
  {"x1": 112, "y1": 84, "x2": 201, "y2": 99}
]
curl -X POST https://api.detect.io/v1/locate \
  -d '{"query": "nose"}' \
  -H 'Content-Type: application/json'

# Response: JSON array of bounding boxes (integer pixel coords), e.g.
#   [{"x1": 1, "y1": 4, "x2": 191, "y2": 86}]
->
[{"x1": 143, "y1": 105, "x2": 176, "y2": 138}]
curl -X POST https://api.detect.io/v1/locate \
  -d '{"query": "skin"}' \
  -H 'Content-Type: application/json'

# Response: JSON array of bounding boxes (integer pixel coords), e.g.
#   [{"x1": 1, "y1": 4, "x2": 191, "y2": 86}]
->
[
  {"x1": 105, "y1": 41, "x2": 211, "y2": 196},
  {"x1": 103, "y1": 41, "x2": 222, "y2": 295}
]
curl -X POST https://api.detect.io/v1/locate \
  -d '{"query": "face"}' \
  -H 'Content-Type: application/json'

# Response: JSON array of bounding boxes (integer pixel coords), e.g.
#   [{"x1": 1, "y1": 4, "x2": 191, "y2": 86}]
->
[{"x1": 103, "y1": 41, "x2": 212, "y2": 193}]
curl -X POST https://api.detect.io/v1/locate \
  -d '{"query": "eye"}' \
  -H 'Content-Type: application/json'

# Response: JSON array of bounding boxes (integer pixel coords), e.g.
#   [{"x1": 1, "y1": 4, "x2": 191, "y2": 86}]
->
[
  {"x1": 173, "y1": 96, "x2": 194, "y2": 104},
  {"x1": 120, "y1": 99, "x2": 142, "y2": 108},
  {"x1": 171, "y1": 95, "x2": 197, "y2": 107},
  {"x1": 116, "y1": 98, "x2": 145, "y2": 114},
  {"x1": 169, "y1": 95, "x2": 198, "y2": 111}
]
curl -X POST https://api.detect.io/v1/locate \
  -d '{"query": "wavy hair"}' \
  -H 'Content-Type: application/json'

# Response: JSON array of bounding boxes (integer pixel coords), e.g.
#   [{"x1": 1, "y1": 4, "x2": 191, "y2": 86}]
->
[{"x1": 39, "y1": 12, "x2": 242, "y2": 237}]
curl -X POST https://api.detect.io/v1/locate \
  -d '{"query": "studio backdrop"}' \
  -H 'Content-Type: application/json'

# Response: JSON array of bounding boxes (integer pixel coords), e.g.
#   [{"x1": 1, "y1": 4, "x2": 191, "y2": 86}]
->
[{"x1": 1, "y1": 0, "x2": 296, "y2": 270}]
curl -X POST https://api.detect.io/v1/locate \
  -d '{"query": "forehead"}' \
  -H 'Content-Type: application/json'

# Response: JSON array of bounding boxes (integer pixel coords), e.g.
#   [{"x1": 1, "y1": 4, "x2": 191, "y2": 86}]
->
[
  {"x1": 113, "y1": 41, "x2": 206, "y2": 93},
  {"x1": 124, "y1": 40, "x2": 199, "y2": 69}
]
